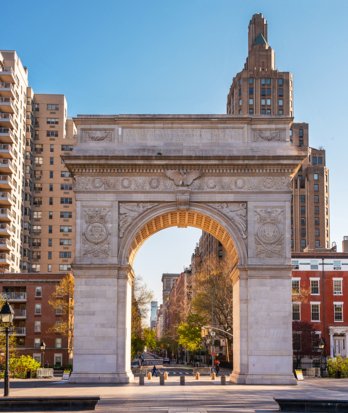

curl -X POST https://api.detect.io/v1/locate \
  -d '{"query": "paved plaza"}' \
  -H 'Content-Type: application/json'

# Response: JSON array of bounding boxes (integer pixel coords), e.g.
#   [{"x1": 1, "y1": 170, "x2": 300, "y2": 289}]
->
[{"x1": 2, "y1": 377, "x2": 348, "y2": 412}]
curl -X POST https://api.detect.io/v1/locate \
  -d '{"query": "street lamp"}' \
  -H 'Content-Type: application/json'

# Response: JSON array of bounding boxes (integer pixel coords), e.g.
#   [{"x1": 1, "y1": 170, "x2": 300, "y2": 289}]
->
[
  {"x1": 0, "y1": 300, "x2": 14, "y2": 397},
  {"x1": 318, "y1": 338, "x2": 325, "y2": 377},
  {"x1": 210, "y1": 331, "x2": 216, "y2": 369},
  {"x1": 40, "y1": 341, "x2": 46, "y2": 368}
]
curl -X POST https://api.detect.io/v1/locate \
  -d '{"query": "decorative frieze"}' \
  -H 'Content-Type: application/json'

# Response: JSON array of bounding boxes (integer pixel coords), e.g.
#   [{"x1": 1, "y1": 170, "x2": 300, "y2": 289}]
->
[
  {"x1": 82, "y1": 208, "x2": 111, "y2": 257},
  {"x1": 165, "y1": 170, "x2": 201, "y2": 187},
  {"x1": 80, "y1": 129, "x2": 114, "y2": 143},
  {"x1": 252, "y1": 129, "x2": 287, "y2": 142},
  {"x1": 254, "y1": 207, "x2": 285, "y2": 258}
]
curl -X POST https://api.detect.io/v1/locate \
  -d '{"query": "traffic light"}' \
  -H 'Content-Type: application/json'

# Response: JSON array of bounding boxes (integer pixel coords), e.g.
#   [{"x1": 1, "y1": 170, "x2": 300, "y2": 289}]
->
[{"x1": 201, "y1": 327, "x2": 209, "y2": 337}]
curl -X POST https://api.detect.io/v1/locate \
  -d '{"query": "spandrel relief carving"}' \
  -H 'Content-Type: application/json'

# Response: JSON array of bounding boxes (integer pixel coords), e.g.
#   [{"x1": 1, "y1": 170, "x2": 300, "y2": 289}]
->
[
  {"x1": 82, "y1": 208, "x2": 111, "y2": 257},
  {"x1": 80, "y1": 129, "x2": 114, "y2": 143},
  {"x1": 119, "y1": 203, "x2": 157, "y2": 237},
  {"x1": 254, "y1": 207, "x2": 285, "y2": 258},
  {"x1": 208, "y1": 203, "x2": 247, "y2": 239}
]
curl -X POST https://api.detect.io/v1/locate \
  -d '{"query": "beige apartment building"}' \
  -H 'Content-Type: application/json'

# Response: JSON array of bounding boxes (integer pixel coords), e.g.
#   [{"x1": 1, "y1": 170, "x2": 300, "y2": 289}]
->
[
  {"x1": 30, "y1": 95, "x2": 76, "y2": 273},
  {"x1": 226, "y1": 14, "x2": 329, "y2": 251},
  {"x1": 0, "y1": 51, "x2": 28, "y2": 273}
]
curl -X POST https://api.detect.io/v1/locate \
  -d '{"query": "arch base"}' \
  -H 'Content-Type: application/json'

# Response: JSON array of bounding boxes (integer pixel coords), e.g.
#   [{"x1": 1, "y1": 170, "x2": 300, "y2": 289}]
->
[
  {"x1": 69, "y1": 372, "x2": 134, "y2": 384},
  {"x1": 230, "y1": 372, "x2": 297, "y2": 385}
]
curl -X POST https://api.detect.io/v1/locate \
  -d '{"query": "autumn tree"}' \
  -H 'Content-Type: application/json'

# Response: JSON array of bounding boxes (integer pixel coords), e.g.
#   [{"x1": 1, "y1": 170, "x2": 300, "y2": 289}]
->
[
  {"x1": 292, "y1": 321, "x2": 321, "y2": 368},
  {"x1": 48, "y1": 273, "x2": 74, "y2": 362},
  {"x1": 131, "y1": 276, "x2": 154, "y2": 358},
  {"x1": 191, "y1": 252, "x2": 234, "y2": 361},
  {"x1": 177, "y1": 313, "x2": 204, "y2": 352}
]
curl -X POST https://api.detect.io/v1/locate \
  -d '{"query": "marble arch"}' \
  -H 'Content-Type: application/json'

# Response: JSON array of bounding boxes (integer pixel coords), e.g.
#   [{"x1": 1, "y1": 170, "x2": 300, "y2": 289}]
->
[{"x1": 64, "y1": 114, "x2": 306, "y2": 385}]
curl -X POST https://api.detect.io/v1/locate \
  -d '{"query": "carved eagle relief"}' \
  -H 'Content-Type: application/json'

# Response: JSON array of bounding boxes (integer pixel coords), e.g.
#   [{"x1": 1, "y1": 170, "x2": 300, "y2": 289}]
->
[{"x1": 165, "y1": 170, "x2": 201, "y2": 186}]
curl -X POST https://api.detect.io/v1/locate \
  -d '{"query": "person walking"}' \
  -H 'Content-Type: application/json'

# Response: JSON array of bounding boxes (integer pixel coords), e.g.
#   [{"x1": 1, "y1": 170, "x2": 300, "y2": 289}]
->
[{"x1": 152, "y1": 365, "x2": 159, "y2": 377}]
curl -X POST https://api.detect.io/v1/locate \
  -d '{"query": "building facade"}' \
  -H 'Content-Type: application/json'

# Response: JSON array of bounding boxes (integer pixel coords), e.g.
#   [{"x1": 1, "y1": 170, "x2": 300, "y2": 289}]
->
[
  {"x1": 292, "y1": 243, "x2": 348, "y2": 362},
  {"x1": 0, "y1": 272, "x2": 70, "y2": 368},
  {"x1": 226, "y1": 14, "x2": 329, "y2": 252}
]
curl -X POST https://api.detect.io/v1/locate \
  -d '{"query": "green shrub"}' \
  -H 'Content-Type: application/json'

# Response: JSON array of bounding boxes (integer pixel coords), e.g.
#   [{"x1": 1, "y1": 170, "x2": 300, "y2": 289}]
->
[
  {"x1": 327, "y1": 356, "x2": 348, "y2": 378},
  {"x1": 9, "y1": 355, "x2": 41, "y2": 379}
]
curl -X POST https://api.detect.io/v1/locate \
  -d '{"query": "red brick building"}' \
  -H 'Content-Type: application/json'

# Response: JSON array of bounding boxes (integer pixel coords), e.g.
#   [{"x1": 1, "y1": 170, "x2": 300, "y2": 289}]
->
[
  {"x1": 0, "y1": 272, "x2": 70, "y2": 368},
  {"x1": 292, "y1": 247, "x2": 348, "y2": 361}
]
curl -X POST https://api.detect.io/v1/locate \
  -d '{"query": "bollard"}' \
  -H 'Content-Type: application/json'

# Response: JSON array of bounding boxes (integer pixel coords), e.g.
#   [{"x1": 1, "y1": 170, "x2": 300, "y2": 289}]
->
[
  {"x1": 139, "y1": 374, "x2": 144, "y2": 385},
  {"x1": 164, "y1": 371, "x2": 168, "y2": 380},
  {"x1": 195, "y1": 372, "x2": 200, "y2": 380},
  {"x1": 160, "y1": 373, "x2": 165, "y2": 385},
  {"x1": 220, "y1": 375, "x2": 226, "y2": 385},
  {"x1": 211, "y1": 372, "x2": 216, "y2": 380},
  {"x1": 147, "y1": 371, "x2": 152, "y2": 380},
  {"x1": 180, "y1": 375, "x2": 185, "y2": 385}
]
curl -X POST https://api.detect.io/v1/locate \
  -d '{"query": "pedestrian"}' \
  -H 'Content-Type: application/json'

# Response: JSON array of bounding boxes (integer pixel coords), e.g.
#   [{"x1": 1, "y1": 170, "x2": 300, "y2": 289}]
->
[
  {"x1": 215, "y1": 359, "x2": 220, "y2": 375},
  {"x1": 152, "y1": 365, "x2": 159, "y2": 377}
]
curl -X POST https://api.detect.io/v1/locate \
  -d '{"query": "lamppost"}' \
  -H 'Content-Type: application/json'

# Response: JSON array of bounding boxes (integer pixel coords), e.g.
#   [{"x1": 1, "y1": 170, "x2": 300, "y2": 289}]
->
[
  {"x1": 318, "y1": 338, "x2": 325, "y2": 377},
  {"x1": 40, "y1": 341, "x2": 46, "y2": 368},
  {"x1": 0, "y1": 300, "x2": 14, "y2": 397},
  {"x1": 210, "y1": 331, "x2": 216, "y2": 369}
]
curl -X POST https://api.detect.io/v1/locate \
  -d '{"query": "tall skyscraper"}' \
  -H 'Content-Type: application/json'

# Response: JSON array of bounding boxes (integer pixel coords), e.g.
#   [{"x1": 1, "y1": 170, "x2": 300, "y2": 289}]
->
[
  {"x1": 226, "y1": 14, "x2": 329, "y2": 252},
  {"x1": 0, "y1": 51, "x2": 29, "y2": 272}
]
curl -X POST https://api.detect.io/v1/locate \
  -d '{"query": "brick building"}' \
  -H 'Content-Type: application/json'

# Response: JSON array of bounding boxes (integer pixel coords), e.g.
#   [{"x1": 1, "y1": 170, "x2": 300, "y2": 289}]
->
[
  {"x1": 292, "y1": 240, "x2": 348, "y2": 362},
  {"x1": 0, "y1": 272, "x2": 70, "y2": 368}
]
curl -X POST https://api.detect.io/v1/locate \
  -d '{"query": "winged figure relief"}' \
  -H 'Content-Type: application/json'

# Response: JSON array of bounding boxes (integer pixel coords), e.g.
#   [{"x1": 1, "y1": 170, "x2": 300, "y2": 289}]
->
[{"x1": 165, "y1": 170, "x2": 201, "y2": 186}]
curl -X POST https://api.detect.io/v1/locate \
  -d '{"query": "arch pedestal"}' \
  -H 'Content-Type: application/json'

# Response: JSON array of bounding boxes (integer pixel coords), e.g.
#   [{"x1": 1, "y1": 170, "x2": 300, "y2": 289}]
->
[{"x1": 65, "y1": 115, "x2": 306, "y2": 385}]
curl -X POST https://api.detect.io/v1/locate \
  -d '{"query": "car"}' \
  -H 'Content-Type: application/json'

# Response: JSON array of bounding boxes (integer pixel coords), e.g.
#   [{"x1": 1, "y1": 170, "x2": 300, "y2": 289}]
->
[{"x1": 163, "y1": 358, "x2": 170, "y2": 364}]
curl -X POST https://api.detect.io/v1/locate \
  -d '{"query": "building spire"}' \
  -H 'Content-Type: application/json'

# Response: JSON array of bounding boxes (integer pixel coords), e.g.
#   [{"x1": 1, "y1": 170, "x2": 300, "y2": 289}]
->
[{"x1": 248, "y1": 13, "x2": 268, "y2": 52}]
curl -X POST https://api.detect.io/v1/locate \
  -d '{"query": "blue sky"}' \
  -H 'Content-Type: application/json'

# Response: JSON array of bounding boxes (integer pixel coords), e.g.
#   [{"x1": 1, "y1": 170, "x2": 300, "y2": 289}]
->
[{"x1": 2, "y1": 0, "x2": 348, "y2": 302}]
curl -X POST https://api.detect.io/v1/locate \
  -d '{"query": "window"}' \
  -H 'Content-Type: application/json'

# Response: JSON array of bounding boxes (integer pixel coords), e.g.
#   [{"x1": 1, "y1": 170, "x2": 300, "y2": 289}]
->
[
  {"x1": 47, "y1": 104, "x2": 59, "y2": 111},
  {"x1": 33, "y1": 353, "x2": 42, "y2": 364},
  {"x1": 310, "y1": 279, "x2": 320, "y2": 295},
  {"x1": 48, "y1": 251, "x2": 52, "y2": 260},
  {"x1": 278, "y1": 99, "x2": 283, "y2": 106},
  {"x1": 34, "y1": 183, "x2": 42, "y2": 192},
  {"x1": 49, "y1": 171, "x2": 54, "y2": 179},
  {"x1": 33, "y1": 197, "x2": 42, "y2": 206},
  {"x1": 54, "y1": 354, "x2": 63, "y2": 368},
  {"x1": 34, "y1": 338, "x2": 41, "y2": 349},
  {"x1": 35, "y1": 144, "x2": 43, "y2": 154},
  {"x1": 50, "y1": 157, "x2": 54, "y2": 165},
  {"x1": 61, "y1": 145, "x2": 74, "y2": 151},
  {"x1": 49, "y1": 211, "x2": 53, "y2": 219},
  {"x1": 47, "y1": 130, "x2": 58, "y2": 137},
  {"x1": 32, "y1": 238, "x2": 41, "y2": 248},
  {"x1": 61, "y1": 171, "x2": 70, "y2": 178},
  {"x1": 60, "y1": 184, "x2": 72, "y2": 191},
  {"x1": 35, "y1": 287, "x2": 42, "y2": 297},
  {"x1": 248, "y1": 98, "x2": 253, "y2": 105},
  {"x1": 33, "y1": 211, "x2": 42, "y2": 219},
  {"x1": 278, "y1": 78, "x2": 284, "y2": 85},
  {"x1": 60, "y1": 238, "x2": 72, "y2": 246},
  {"x1": 248, "y1": 77, "x2": 254, "y2": 84},
  {"x1": 60, "y1": 225, "x2": 72, "y2": 233},
  {"x1": 301, "y1": 218, "x2": 306, "y2": 226},
  {"x1": 55, "y1": 338, "x2": 62, "y2": 349},
  {"x1": 292, "y1": 303, "x2": 301, "y2": 321},
  {"x1": 300, "y1": 239, "x2": 306, "y2": 249},
  {"x1": 49, "y1": 184, "x2": 53, "y2": 191},
  {"x1": 261, "y1": 78, "x2": 271, "y2": 85},
  {"x1": 48, "y1": 238, "x2": 52, "y2": 247},
  {"x1": 334, "y1": 303, "x2": 343, "y2": 322},
  {"x1": 48, "y1": 264, "x2": 52, "y2": 272},
  {"x1": 278, "y1": 87, "x2": 283, "y2": 97},
  {"x1": 315, "y1": 206, "x2": 320, "y2": 215},
  {"x1": 300, "y1": 195, "x2": 306, "y2": 204},
  {"x1": 314, "y1": 184, "x2": 319, "y2": 192},
  {"x1": 34, "y1": 320, "x2": 41, "y2": 333},
  {"x1": 292, "y1": 278, "x2": 300, "y2": 294},
  {"x1": 32, "y1": 264, "x2": 40, "y2": 272},
  {"x1": 314, "y1": 195, "x2": 319, "y2": 203},
  {"x1": 59, "y1": 251, "x2": 72, "y2": 259},
  {"x1": 315, "y1": 228, "x2": 320, "y2": 237},
  {"x1": 310, "y1": 260, "x2": 319, "y2": 270},
  {"x1": 35, "y1": 304, "x2": 41, "y2": 315},
  {"x1": 314, "y1": 173, "x2": 319, "y2": 181},
  {"x1": 292, "y1": 261, "x2": 299, "y2": 270},
  {"x1": 49, "y1": 197, "x2": 53, "y2": 205},
  {"x1": 333, "y1": 279, "x2": 343, "y2": 295},
  {"x1": 34, "y1": 157, "x2": 43, "y2": 165},
  {"x1": 47, "y1": 118, "x2": 58, "y2": 125},
  {"x1": 293, "y1": 332, "x2": 301, "y2": 352},
  {"x1": 48, "y1": 225, "x2": 52, "y2": 234},
  {"x1": 59, "y1": 264, "x2": 71, "y2": 271},
  {"x1": 300, "y1": 206, "x2": 306, "y2": 215},
  {"x1": 310, "y1": 303, "x2": 320, "y2": 322},
  {"x1": 60, "y1": 198, "x2": 72, "y2": 205},
  {"x1": 315, "y1": 240, "x2": 321, "y2": 248},
  {"x1": 333, "y1": 260, "x2": 342, "y2": 270},
  {"x1": 60, "y1": 211, "x2": 72, "y2": 219},
  {"x1": 32, "y1": 225, "x2": 41, "y2": 233}
]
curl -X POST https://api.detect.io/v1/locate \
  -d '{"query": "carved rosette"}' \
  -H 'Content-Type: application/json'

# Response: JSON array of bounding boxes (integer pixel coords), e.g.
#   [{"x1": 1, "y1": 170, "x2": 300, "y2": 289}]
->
[
  {"x1": 82, "y1": 208, "x2": 111, "y2": 257},
  {"x1": 254, "y1": 207, "x2": 285, "y2": 258},
  {"x1": 119, "y1": 203, "x2": 157, "y2": 238},
  {"x1": 208, "y1": 203, "x2": 247, "y2": 239}
]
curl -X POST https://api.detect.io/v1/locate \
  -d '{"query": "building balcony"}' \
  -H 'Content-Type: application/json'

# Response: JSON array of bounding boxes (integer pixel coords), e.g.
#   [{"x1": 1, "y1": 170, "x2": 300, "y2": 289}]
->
[
  {"x1": 0, "y1": 67, "x2": 15, "y2": 82},
  {"x1": 0, "y1": 208, "x2": 11, "y2": 222},
  {"x1": 14, "y1": 309, "x2": 26, "y2": 319},
  {"x1": 0, "y1": 192, "x2": 12, "y2": 206},
  {"x1": 0, "y1": 252, "x2": 11, "y2": 266},
  {"x1": 0, "y1": 113, "x2": 14, "y2": 128},
  {"x1": 14, "y1": 327, "x2": 26, "y2": 336},
  {"x1": 0, "y1": 127, "x2": 15, "y2": 144},
  {"x1": 5, "y1": 292, "x2": 27, "y2": 301},
  {"x1": 0, "y1": 144, "x2": 14, "y2": 159},
  {"x1": 0, "y1": 224, "x2": 10, "y2": 237},
  {"x1": 0, "y1": 82, "x2": 15, "y2": 97},
  {"x1": 0, "y1": 97, "x2": 15, "y2": 114},
  {"x1": 0, "y1": 175, "x2": 12, "y2": 189},
  {"x1": 0, "y1": 238, "x2": 11, "y2": 251},
  {"x1": 0, "y1": 159, "x2": 14, "y2": 174}
]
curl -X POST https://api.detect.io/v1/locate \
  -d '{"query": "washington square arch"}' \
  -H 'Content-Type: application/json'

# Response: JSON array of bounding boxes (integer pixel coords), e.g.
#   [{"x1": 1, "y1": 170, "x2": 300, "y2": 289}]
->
[{"x1": 63, "y1": 14, "x2": 307, "y2": 385}]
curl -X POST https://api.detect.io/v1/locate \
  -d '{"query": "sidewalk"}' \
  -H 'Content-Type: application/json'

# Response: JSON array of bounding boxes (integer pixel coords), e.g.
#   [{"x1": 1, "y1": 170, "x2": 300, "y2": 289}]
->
[{"x1": 2, "y1": 377, "x2": 348, "y2": 412}]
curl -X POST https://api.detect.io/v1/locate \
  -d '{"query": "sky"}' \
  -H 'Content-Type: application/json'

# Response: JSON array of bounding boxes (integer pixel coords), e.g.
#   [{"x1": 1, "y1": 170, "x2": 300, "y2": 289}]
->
[{"x1": 2, "y1": 0, "x2": 348, "y2": 303}]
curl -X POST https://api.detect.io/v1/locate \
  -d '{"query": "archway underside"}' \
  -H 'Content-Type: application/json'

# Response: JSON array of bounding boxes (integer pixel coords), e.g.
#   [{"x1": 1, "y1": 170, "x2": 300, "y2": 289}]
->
[{"x1": 128, "y1": 210, "x2": 239, "y2": 268}]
